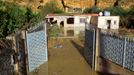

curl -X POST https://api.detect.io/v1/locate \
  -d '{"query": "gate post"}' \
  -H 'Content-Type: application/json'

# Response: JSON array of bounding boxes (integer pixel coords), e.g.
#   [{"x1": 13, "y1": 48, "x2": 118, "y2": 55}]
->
[
  {"x1": 12, "y1": 36, "x2": 20, "y2": 75},
  {"x1": 21, "y1": 30, "x2": 28, "y2": 75},
  {"x1": 123, "y1": 37, "x2": 127, "y2": 68},
  {"x1": 92, "y1": 28, "x2": 96, "y2": 69},
  {"x1": 95, "y1": 28, "x2": 100, "y2": 71}
]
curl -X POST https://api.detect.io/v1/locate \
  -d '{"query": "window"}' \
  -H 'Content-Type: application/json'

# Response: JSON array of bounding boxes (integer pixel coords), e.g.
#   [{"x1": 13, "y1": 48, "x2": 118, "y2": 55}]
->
[
  {"x1": 67, "y1": 18, "x2": 74, "y2": 24},
  {"x1": 49, "y1": 18, "x2": 54, "y2": 22},
  {"x1": 114, "y1": 20, "x2": 116, "y2": 25}
]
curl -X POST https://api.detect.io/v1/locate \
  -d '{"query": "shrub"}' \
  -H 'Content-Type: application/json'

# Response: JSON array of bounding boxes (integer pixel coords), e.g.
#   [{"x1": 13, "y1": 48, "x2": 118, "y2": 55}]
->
[
  {"x1": 40, "y1": 1, "x2": 64, "y2": 16},
  {"x1": 83, "y1": 6, "x2": 102, "y2": 13}
]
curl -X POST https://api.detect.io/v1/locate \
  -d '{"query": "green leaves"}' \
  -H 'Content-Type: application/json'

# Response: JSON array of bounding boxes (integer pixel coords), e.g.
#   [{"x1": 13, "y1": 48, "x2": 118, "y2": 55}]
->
[
  {"x1": 0, "y1": 1, "x2": 42, "y2": 37},
  {"x1": 40, "y1": 1, "x2": 64, "y2": 16},
  {"x1": 104, "y1": 6, "x2": 128, "y2": 17},
  {"x1": 0, "y1": 1, "x2": 26, "y2": 37},
  {"x1": 83, "y1": 6, "x2": 102, "y2": 13},
  {"x1": 49, "y1": 24, "x2": 61, "y2": 37}
]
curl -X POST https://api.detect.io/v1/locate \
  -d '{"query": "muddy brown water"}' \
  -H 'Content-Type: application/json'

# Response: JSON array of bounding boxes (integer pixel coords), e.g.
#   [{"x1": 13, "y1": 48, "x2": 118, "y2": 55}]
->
[{"x1": 29, "y1": 39, "x2": 98, "y2": 75}]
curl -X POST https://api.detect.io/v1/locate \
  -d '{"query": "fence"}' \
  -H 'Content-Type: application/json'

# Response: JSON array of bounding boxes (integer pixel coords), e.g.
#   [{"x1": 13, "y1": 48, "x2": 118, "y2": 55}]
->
[
  {"x1": 84, "y1": 24, "x2": 96, "y2": 69},
  {"x1": 0, "y1": 21, "x2": 48, "y2": 75},
  {"x1": 0, "y1": 39, "x2": 14, "y2": 75},
  {"x1": 85, "y1": 25, "x2": 134, "y2": 72},
  {"x1": 26, "y1": 21, "x2": 48, "y2": 72},
  {"x1": 100, "y1": 30, "x2": 134, "y2": 71}
]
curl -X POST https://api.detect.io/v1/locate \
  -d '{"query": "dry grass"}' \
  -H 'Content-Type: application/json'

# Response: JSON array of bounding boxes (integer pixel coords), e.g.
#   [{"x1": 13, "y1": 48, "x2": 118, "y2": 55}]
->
[{"x1": 119, "y1": 28, "x2": 134, "y2": 37}]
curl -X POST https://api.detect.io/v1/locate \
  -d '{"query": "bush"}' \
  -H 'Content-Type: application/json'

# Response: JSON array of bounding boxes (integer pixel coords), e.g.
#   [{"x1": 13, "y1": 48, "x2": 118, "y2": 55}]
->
[
  {"x1": 83, "y1": 6, "x2": 102, "y2": 13},
  {"x1": 104, "y1": 6, "x2": 128, "y2": 17},
  {"x1": 40, "y1": 1, "x2": 64, "y2": 16},
  {"x1": 128, "y1": 6, "x2": 134, "y2": 16},
  {"x1": 0, "y1": 1, "x2": 40, "y2": 37},
  {"x1": 0, "y1": 2, "x2": 26, "y2": 37}
]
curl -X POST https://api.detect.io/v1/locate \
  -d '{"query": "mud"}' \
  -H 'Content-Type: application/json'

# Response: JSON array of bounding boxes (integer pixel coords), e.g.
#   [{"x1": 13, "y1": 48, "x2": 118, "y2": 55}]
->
[{"x1": 29, "y1": 39, "x2": 98, "y2": 75}]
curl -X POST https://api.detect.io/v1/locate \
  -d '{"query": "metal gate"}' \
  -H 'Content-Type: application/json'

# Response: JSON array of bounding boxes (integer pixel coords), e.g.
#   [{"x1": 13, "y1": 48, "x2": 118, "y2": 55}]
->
[
  {"x1": 26, "y1": 21, "x2": 48, "y2": 72},
  {"x1": 100, "y1": 30, "x2": 134, "y2": 71},
  {"x1": 84, "y1": 24, "x2": 96, "y2": 69}
]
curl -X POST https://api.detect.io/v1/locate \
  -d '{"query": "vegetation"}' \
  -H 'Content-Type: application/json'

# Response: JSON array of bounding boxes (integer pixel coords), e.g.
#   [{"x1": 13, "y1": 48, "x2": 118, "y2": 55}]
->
[
  {"x1": 0, "y1": 1, "x2": 39, "y2": 37},
  {"x1": 0, "y1": 2, "x2": 25, "y2": 37},
  {"x1": 40, "y1": 1, "x2": 64, "y2": 17},
  {"x1": 83, "y1": 6, "x2": 102, "y2": 13},
  {"x1": 48, "y1": 24, "x2": 61, "y2": 38},
  {"x1": 83, "y1": 5, "x2": 134, "y2": 29},
  {"x1": 0, "y1": 1, "x2": 64, "y2": 38}
]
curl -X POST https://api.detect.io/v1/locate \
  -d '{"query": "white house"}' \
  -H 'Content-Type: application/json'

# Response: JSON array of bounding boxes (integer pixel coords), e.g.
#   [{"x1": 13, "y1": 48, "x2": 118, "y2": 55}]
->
[
  {"x1": 89, "y1": 16, "x2": 120, "y2": 30},
  {"x1": 98, "y1": 16, "x2": 119, "y2": 30},
  {"x1": 46, "y1": 14, "x2": 119, "y2": 37},
  {"x1": 46, "y1": 14, "x2": 98, "y2": 37}
]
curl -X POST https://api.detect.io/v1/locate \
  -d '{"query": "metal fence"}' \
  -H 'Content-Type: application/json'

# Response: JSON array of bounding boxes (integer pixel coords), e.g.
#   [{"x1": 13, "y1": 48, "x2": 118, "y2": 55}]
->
[
  {"x1": 84, "y1": 25, "x2": 96, "y2": 68},
  {"x1": 100, "y1": 33, "x2": 125, "y2": 66},
  {"x1": 100, "y1": 30, "x2": 134, "y2": 71},
  {"x1": 26, "y1": 21, "x2": 48, "y2": 72},
  {"x1": 85, "y1": 25, "x2": 134, "y2": 71}
]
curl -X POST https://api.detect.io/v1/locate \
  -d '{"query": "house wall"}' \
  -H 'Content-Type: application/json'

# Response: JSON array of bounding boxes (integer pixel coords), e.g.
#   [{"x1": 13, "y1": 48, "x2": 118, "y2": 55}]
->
[
  {"x1": 64, "y1": 16, "x2": 88, "y2": 37},
  {"x1": 47, "y1": 15, "x2": 92, "y2": 37},
  {"x1": 98, "y1": 16, "x2": 120, "y2": 29}
]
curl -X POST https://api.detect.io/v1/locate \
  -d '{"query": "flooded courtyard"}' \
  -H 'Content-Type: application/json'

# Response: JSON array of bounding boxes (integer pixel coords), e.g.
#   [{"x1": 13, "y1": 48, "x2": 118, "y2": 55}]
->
[{"x1": 29, "y1": 39, "x2": 98, "y2": 75}]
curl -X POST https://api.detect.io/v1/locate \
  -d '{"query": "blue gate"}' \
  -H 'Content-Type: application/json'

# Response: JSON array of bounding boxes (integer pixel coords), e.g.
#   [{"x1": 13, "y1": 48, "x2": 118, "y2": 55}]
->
[{"x1": 26, "y1": 21, "x2": 48, "y2": 72}]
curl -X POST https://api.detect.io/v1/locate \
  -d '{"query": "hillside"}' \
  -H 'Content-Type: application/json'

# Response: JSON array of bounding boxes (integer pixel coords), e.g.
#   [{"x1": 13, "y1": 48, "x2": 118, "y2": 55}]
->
[{"x1": 3, "y1": 0, "x2": 134, "y2": 11}]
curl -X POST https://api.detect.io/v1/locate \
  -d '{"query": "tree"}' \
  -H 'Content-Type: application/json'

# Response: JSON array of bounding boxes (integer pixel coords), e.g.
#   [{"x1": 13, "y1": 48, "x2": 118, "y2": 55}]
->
[
  {"x1": 48, "y1": 24, "x2": 61, "y2": 38},
  {"x1": 48, "y1": 24, "x2": 62, "y2": 47},
  {"x1": 0, "y1": 1, "x2": 43, "y2": 37},
  {"x1": 0, "y1": 1, "x2": 26, "y2": 37},
  {"x1": 127, "y1": 7, "x2": 134, "y2": 28}
]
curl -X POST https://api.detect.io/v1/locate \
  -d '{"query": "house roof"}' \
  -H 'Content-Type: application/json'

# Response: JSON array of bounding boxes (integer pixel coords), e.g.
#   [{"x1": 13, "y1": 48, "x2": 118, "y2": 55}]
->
[{"x1": 46, "y1": 13, "x2": 99, "y2": 17}]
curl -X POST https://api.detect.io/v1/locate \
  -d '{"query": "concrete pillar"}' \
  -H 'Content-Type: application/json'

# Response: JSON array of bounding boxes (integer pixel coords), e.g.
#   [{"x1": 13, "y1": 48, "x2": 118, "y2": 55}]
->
[
  {"x1": 21, "y1": 30, "x2": 28, "y2": 75},
  {"x1": 12, "y1": 36, "x2": 19, "y2": 75}
]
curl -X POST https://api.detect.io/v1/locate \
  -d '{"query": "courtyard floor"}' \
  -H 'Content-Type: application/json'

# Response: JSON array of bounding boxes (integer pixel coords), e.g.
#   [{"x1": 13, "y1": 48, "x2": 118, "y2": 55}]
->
[{"x1": 30, "y1": 39, "x2": 98, "y2": 75}]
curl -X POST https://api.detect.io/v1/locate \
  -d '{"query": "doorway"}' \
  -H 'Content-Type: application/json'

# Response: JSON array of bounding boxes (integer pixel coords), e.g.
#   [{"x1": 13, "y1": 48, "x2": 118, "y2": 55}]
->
[{"x1": 107, "y1": 20, "x2": 111, "y2": 29}]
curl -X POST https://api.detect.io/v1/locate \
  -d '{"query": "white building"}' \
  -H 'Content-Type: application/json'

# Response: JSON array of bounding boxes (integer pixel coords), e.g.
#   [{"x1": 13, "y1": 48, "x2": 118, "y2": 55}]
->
[
  {"x1": 89, "y1": 16, "x2": 120, "y2": 30},
  {"x1": 46, "y1": 14, "x2": 98, "y2": 37},
  {"x1": 98, "y1": 16, "x2": 119, "y2": 30},
  {"x1": 46, "y1": 14, "x2": 120, "y2": 37}
]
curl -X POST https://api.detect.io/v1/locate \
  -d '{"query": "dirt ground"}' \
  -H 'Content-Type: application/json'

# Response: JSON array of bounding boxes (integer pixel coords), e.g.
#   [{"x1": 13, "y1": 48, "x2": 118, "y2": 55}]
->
[{"x1": 29, "y1": 38, "x2": 98, "y2": 75}]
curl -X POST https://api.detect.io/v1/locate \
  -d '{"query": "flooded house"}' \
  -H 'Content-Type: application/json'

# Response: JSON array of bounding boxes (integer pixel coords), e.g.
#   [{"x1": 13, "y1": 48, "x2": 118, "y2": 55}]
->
[{"x1": 46, "y1": 14, "x2": 98, "y2": 37}]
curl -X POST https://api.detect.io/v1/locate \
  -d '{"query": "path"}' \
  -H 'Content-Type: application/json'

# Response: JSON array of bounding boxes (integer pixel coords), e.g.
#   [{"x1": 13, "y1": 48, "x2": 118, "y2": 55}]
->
[
  {"x1": 47, "y1": 39, "x2": 97, "y2": 75},
  {"x1": 30, "y1": 39, "x2": 98, "y2": 75}
]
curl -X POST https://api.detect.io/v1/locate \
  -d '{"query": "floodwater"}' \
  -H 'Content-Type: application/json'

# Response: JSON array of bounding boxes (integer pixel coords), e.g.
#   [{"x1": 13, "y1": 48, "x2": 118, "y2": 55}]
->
[{"x1": 29, "y1": 39, "x2": 98, "y2": 75}]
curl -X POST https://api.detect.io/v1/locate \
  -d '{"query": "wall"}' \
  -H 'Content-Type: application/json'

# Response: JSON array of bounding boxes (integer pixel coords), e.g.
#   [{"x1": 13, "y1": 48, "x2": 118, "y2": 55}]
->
[
  {"x1": 85, "y1": 25, "x2": 134, "y2": 74},
  {"x1": 98, "y1": 16, "x2": 119, "y2": 29}
]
